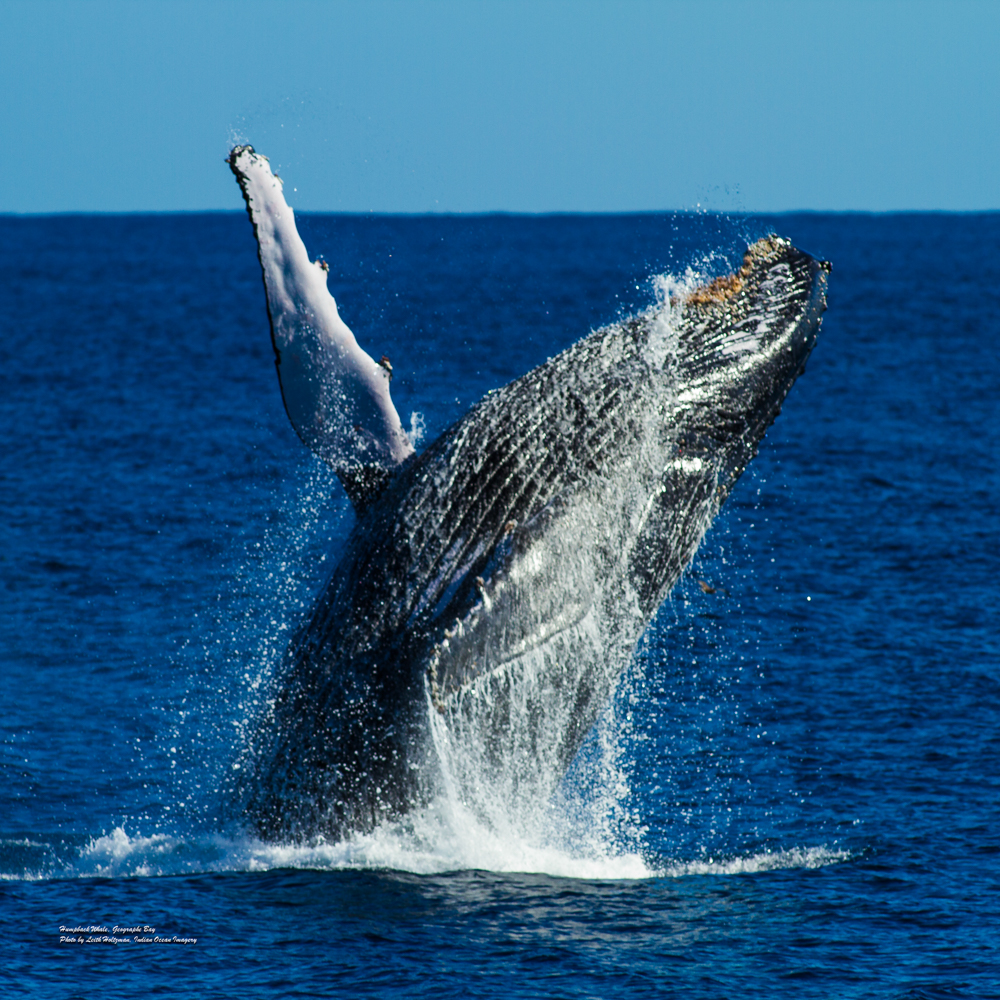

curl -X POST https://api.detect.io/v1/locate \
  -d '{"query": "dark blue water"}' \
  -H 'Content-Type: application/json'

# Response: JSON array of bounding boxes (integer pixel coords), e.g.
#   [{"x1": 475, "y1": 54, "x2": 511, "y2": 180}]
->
[{"x1": 2, "y1": 211, "x2": 998, "y2": 997}]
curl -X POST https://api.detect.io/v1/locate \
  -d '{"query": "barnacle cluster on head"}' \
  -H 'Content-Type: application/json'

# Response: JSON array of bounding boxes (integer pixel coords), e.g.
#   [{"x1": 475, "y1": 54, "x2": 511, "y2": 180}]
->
[{"x1": 685, "y1": 234, "x2": 790, "y2": 307}]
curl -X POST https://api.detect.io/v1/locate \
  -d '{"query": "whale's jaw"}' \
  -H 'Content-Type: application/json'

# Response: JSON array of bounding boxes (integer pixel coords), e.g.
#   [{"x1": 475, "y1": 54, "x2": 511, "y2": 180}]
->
[{"x1": 238, "y1": 236, "x2": 830, "y2": 843}]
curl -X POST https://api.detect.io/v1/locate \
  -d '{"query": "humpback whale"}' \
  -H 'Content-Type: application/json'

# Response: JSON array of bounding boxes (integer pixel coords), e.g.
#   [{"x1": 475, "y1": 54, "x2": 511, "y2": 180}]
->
[{"x1": 228, "y1": 146, "x2": 830, "y2": 842}]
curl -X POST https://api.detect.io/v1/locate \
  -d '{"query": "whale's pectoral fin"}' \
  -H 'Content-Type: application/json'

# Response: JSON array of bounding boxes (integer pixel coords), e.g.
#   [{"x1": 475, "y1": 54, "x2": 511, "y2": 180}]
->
[{"x1": 228, "y1": 146, "x2": 415, "y2": 481}]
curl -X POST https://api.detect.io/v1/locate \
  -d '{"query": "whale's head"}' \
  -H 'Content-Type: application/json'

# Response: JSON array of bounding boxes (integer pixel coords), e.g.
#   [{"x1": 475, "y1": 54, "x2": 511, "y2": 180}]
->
[
  {"x1": 619, "y1": 236, "x2": 829, "y2": 618},
  {"x1": 667, "y1": 235, "x2": 830, "y2": 503}
]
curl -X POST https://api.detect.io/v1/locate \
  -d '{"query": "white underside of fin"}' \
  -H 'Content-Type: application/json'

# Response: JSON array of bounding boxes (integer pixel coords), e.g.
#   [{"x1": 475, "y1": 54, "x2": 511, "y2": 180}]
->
[{"x1": 229, "y1": 146, "x2": 414, "y2": 468}]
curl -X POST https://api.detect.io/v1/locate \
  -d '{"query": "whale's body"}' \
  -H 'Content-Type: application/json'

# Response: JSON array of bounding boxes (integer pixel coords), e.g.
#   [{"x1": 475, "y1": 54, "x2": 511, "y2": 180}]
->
[{"x1": 226, "y1": 149, "x2": 830, "y2": 841}]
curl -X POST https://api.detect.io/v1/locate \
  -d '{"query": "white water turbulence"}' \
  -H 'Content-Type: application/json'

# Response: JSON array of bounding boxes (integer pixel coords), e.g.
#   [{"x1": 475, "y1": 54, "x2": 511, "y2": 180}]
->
[{"x1": 39, "y1": 823, "x2": 851, "y2": 881}]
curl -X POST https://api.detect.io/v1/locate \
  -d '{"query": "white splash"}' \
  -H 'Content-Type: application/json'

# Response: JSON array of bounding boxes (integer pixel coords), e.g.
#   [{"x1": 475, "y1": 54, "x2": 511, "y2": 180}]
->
[
  {"x1": 643, "y1": 269, "x2": 701, "y2": 369},
  {"x1": 12, "y1": 826, "x2": 851, "y2": 883},
  {"x1": 408, "y1": 410, "x2": 427, "y2": 447}
]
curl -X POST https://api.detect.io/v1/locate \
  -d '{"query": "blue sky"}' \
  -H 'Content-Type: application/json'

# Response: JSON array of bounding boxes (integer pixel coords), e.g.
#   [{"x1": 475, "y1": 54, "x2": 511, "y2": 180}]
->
[{"x1": 2, "y1": 0, "x2": 997, "y2": 213}]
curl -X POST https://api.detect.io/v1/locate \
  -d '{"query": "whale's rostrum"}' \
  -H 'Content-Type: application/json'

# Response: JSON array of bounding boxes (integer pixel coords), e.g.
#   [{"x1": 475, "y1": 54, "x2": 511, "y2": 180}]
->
[{"x1": 227, "y1": 146, "x2": 830, "y2": 842}]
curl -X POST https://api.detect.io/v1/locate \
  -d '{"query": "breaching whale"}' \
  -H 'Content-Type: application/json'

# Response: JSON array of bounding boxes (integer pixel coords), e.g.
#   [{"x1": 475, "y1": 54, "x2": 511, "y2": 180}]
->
[{"x1": 228, "y1": 146, "x2": 830, "y2": 841}]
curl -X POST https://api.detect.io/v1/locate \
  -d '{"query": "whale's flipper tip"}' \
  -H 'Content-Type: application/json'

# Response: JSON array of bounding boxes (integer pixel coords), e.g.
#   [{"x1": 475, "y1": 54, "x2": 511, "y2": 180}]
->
[
  {"x1": 228, "y1": 144, "x2": 259, "y2": 181},
  {"x1": 228, "y1": 143, "x2": 265, "y2": 167}
]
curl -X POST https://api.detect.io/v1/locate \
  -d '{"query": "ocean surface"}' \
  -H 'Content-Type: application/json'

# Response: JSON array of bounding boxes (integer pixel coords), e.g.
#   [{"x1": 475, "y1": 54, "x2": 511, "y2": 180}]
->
[{"x1": 1, "y1": 210, "x2": 998, "y2": 998}]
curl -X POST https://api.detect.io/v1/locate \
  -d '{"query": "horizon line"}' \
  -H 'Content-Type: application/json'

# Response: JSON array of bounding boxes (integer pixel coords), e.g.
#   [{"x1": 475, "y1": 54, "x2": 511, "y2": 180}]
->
[{"x1": 2, "y1": 207, "x2": 999, "y2": 219}]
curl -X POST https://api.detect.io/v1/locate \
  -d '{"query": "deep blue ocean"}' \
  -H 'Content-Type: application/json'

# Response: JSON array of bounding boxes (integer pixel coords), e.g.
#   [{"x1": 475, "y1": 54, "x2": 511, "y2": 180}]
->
[{"x1": 2, "y1": 210, "x2": 998, "y2": 998}]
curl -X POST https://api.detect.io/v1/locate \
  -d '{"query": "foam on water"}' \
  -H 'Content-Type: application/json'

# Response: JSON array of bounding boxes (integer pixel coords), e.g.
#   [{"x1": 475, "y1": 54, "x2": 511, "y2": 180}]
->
[
  {"x1": 2, "y1": 825, "x2": 851, "y2": 882},
  {"x1": 0, "y1": 814, "x2": 852, "y2": 882},
  {"x1": 661, "y1": 846, "x2": 852, "y2": 877}
]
